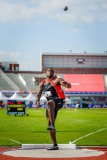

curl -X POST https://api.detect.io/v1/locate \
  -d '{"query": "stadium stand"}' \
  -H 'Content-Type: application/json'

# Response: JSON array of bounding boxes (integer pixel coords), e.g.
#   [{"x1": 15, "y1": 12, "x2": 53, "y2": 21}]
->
[
  {"x1": 0, "y1": 53, "x2": 107, "y2": 106},
  {"x1": 6, "y1": 73, "x2": 29, "y2": 91},
  {"x1": 20, "y1": 73, "x2": 38, "y2": 92},
  {"x1": 0, "y1": 74, "x2": 14, "y2": 90},
  {"x1": 0, "y1": 69, "x2": 18, "y2": 91}
]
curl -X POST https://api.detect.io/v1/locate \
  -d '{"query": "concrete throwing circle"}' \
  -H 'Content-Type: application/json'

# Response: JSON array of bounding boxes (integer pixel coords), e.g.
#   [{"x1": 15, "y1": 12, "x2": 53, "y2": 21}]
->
[{"x1": 2, "y1": 148, "x2": 104, "y2": 158}]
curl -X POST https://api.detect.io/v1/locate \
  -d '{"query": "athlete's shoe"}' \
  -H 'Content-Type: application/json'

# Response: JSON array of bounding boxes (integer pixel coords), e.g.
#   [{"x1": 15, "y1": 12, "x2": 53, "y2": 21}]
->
[
  {"x1": 47, "y1": 125, "x2": 56, "y2": 131},
  {"x1": 47, "y1": 145, "x2": 59, "y2": 150}
]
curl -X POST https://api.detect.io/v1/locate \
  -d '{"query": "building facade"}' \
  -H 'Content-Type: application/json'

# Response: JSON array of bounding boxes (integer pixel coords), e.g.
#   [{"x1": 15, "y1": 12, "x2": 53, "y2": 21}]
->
[{"x1": 41, "y1": 53, "x2": 107, "y2": 74}]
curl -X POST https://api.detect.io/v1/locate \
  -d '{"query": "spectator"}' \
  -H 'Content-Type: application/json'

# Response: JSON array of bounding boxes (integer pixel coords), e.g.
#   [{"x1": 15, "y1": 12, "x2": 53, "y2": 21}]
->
[
  {"x1": 0, "y1": 100, "x2": 5, "y2": 108},
  {"x1": 75, "y1": 101, "x2": 80, "y2": 111},
  {"x1": 29, "y1": 101, "x2": 33, "y2": 108},
  {"x1": 88, "y1": 102, "x2": 92, "y2": 109}
]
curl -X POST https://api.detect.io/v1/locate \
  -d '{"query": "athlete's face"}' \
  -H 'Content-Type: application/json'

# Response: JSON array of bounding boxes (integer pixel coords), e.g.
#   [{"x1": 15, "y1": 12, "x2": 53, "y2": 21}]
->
[{"x1": 46, "y1": 69, "x2": 54, "y2": 78}]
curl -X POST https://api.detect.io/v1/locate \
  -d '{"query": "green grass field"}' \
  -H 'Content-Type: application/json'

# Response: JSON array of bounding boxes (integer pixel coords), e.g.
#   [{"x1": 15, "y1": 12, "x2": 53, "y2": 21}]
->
[{"x1": 0, "y1": 108, "x2": 107, "y2": 146}]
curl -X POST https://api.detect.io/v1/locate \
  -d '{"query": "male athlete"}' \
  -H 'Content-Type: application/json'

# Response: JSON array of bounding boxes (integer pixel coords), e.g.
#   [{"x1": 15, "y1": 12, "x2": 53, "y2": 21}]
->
[{"x1": 36, "y1": 68, "x2": 71, "y2": 150}]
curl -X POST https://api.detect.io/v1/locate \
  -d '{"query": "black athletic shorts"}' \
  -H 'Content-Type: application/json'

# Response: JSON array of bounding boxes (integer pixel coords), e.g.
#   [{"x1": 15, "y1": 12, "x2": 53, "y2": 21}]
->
[{"x1": 46, "y1": 98, "x2": 64, "y2": 119}]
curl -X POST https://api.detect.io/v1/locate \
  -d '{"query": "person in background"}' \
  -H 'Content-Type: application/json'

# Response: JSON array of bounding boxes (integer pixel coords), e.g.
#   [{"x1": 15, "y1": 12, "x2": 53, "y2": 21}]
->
[
  {"x1": 0, "y1": 100, "x2": 5, "y2": 108},
  {"x1": 75, "y1": 101, "x2": 80, "y2": 111},
  {"x1": 88, "y1": 102, "x2": 92, "y2": 109},
  {"x1": 29, "y1": 101, "x2": 33, "y2": 108}
]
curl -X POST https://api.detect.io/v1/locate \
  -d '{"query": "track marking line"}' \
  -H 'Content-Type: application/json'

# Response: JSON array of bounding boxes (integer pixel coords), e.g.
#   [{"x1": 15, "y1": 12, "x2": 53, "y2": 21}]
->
[
  {"x1": 9, "y1": 139, "x2": 22, "y2": 144},
  {"x1": 72, "y1": 127, "x2": 107, "y2": 143},
  {"x1": 0, "y1": 136, "x2": 22, "y2": 144}
]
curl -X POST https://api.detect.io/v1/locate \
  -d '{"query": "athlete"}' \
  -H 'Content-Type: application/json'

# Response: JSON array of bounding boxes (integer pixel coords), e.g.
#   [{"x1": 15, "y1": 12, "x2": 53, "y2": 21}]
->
[{"x1": 36, "y1": 68, "x2": 71, "y2": 150}]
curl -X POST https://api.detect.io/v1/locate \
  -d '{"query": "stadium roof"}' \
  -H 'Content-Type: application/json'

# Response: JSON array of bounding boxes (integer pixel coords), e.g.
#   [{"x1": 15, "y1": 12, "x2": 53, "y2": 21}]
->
[{"x1": 42, "y1": 52, "x2": 107, "y2": 56}]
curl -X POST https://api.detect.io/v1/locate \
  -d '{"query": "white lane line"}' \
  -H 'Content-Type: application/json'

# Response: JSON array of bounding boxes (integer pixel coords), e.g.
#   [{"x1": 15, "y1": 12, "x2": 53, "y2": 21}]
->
[
  {"x1": 9, "y1": 139, "x2": 22, "y2": 144},
  {"x1": 0, "y1": 136, "x2": 22, "y2": 144},
  {"x1": 72, "y1": 127, "x2": 107, "y2": 144}
]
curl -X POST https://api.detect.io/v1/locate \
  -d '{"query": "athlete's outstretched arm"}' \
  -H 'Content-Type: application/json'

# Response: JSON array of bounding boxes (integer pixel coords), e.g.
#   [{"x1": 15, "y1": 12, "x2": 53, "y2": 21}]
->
[
  {"x1": 36, "y1": 82, "x2": 43, "y2": 104},
  {"x1": 59, "y1": 78, "x2": 71, "y2": 88}
]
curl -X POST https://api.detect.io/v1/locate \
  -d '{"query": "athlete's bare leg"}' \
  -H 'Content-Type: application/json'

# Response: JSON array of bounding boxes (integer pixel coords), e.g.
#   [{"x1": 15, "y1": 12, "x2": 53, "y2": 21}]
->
[
  {"x1": 46, "y1": 100, "x2": 58, "y2": 145},
  {"x1": 47, "y1": 118, "x2": 57, "y2": 145},
  {"x1": 47, "y1": 100, "x2": 55, "y2": 126}
]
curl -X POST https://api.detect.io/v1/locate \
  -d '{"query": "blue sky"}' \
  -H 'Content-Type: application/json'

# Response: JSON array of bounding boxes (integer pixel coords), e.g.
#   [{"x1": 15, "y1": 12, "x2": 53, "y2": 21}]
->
[{"x1": 0, "y1": 0, "x2": 107, "y2": 71}]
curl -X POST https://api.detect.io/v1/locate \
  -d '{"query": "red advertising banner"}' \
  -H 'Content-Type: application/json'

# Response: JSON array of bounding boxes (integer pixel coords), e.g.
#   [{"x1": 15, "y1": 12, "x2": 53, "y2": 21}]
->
[{"x1": 64, "y1": 74, "x2": 105, "y2": 92}]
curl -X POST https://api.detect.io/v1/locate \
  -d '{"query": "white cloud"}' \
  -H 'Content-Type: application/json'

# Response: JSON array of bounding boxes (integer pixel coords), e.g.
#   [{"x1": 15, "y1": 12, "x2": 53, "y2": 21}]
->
[
  {"x1": 0, "y1": 50, "x2": 20, "y2": 62},
  {"x1": 0, "y1": 0, "x2": 107, "y2": 23},
  {"x1": 0, "y1": 0, "x2": 38, "y2": 22}
]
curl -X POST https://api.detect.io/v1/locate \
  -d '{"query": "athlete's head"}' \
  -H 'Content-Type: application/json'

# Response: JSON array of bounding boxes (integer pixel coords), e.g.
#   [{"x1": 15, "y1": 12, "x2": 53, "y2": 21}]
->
[{"x1": 46, "y1": 68, "x2": 54, "y2": 78}]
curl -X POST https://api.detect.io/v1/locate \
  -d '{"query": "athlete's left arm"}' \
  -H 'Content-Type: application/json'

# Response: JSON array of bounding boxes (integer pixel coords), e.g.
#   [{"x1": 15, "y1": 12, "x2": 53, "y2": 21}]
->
[{"x1": 59, "y1": 78, "x2": 71, "y2": 88}]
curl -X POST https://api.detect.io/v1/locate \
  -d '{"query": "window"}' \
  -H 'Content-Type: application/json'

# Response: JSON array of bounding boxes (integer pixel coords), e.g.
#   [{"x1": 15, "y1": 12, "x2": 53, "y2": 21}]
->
[{"x1": 76, "y1": 59, "x2": 85, "y2": 64}]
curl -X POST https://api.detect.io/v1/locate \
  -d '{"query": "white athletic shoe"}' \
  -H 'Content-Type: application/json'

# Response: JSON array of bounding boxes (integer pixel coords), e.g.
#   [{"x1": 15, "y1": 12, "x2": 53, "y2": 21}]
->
[{"x1": 47, "y1": 145, "x2": 59, "y2": 150}]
